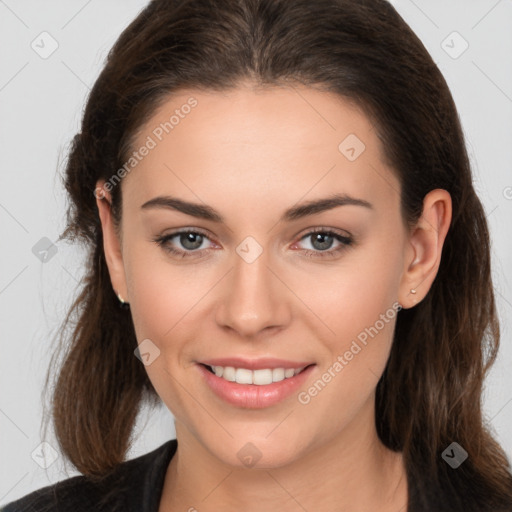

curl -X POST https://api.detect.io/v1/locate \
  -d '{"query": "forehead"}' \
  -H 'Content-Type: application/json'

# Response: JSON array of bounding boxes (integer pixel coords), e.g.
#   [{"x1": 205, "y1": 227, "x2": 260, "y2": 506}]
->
[{"x1": 123, "y1": 83, "x2": 400, "y2": 217}]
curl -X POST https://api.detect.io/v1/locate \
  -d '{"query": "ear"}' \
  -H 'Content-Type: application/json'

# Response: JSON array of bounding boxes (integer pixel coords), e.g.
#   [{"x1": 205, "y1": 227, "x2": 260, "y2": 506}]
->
[
  {"x1": 95, "y1": 179, "x2": 129, "y2": 302},
  {"x1": 398, "y1": 189, "x2": 452, "y2": 309}
]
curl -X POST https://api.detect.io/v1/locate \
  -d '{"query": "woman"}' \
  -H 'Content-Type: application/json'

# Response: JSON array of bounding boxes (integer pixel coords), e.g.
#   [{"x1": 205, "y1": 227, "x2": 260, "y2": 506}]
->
[{"x1": 2, "y1": 0, "x2": 512, "y2": 510}]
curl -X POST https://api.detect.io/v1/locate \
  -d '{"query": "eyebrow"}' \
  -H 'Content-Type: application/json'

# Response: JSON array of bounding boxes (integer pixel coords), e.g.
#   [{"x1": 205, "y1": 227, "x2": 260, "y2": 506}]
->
[{"x1": 140, "y1": 193, "x2": 373, "y2": 223}]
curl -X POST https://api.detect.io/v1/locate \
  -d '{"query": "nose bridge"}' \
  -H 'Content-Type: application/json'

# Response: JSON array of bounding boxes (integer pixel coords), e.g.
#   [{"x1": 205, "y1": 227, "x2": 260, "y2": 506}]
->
[{"x1": 216, "y1": 241, "x2": 289, "y2": 337}]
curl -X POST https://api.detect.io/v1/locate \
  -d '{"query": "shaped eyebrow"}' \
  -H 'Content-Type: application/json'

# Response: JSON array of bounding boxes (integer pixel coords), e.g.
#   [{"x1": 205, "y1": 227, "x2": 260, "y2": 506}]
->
[{"x1": 140, "y1": 193, "x2": 373, "y2": 223}]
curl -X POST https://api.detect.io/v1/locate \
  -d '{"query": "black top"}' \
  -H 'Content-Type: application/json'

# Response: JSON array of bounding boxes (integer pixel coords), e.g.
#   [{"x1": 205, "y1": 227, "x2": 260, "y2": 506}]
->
[
  {"x1": 1, "y1": 439, "x2": 510, "y2": 511},
  {"x1": 0, "y1": 440, "x2": 177, "y2": 512}
]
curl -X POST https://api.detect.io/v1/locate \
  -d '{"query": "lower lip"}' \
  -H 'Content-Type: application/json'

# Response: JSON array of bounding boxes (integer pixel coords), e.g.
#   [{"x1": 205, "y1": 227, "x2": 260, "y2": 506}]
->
[{"x1": 197, "y1": 364, "x2": 315, "y2": 409}]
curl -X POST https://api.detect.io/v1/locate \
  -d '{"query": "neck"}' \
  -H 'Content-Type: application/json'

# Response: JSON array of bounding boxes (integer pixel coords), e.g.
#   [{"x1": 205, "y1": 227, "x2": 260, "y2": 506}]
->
[{"x1": 159, "y1": 397, "x2": 408, "y2": 512}]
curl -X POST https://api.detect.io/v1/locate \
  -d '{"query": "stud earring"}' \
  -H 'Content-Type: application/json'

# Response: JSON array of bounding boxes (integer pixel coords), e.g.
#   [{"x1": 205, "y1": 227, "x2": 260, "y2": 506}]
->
[
  {"x1": 116, "y1": 290, "x2": 130, "y2": 309},
  {"x1": 410, "y1": 289, "x2": 417, "y2": 294}
]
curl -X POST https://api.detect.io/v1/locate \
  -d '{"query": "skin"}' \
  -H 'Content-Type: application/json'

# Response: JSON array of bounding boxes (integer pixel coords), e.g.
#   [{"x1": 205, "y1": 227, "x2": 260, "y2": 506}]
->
[{"x1": 96, "y1": 82, "x2": 451, "y2": 512}]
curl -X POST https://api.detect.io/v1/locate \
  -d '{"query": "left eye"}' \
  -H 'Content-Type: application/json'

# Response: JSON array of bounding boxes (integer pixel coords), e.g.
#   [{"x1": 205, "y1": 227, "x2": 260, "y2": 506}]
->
[{"x1": 293, "y1": 229, "x2": 354, "y2": 259}]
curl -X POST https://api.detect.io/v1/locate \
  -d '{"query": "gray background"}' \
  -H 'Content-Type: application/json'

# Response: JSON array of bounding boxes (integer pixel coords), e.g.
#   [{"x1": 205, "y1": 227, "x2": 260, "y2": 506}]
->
[{"x1": 1, "y1": 0, "x2": 511, "y2": 505}]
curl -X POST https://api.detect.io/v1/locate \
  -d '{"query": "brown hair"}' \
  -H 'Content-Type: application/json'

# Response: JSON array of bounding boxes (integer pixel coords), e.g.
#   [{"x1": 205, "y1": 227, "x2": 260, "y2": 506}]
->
[{"x1": 44, "y1": 0, "x2": 512, "y2": 508}]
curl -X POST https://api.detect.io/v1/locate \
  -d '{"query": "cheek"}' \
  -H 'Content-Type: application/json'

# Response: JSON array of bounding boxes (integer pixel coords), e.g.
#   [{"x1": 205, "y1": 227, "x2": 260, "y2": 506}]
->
[
  {"x1": 297, "y1": 243, "x2": 403, "y2": 394},
  {"x1": 125, "y1": 259, "x2": 175, "y2": 339},
  {"x1": 296, "y1": 284, "x2": 401, "y2": 440},
  {"x1": 123, "y1": 247, "x2": 220, "y2": 388},
  {"x1": 123, "y1": 239, "x2": 207, "y2": 337},
  {"x1": 295, "y1": 246, "x2": 401, "y2": 346},
  {"x1": 123, "y1": 251, "x2": 202, "y2": 415}
]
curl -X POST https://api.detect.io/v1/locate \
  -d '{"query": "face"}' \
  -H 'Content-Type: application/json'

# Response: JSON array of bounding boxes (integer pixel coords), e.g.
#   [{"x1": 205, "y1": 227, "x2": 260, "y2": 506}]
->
[{"x1": 97, "y1": 83, "x2": 436, "y2": 469}]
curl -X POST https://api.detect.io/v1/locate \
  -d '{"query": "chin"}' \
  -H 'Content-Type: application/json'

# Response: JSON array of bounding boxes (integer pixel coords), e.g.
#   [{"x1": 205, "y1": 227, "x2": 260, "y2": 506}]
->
[{"x1": 202, "y1": 434, "x2": 308, "y2": 470}]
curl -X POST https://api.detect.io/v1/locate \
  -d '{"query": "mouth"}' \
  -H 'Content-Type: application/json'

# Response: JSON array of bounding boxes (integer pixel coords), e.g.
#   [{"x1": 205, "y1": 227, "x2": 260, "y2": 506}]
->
[
  {"x1": 197, "y1": 362, "x2": 316, "y2": 409},
  {"x1": 200, "y1": 363, "x2": 314, "y2": 385}
]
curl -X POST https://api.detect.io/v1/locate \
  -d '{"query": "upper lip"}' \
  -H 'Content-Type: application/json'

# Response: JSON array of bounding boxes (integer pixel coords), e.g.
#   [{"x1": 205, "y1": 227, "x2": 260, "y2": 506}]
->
[{"x1": 199, "y1": 357, "x2": 315, "y2": 370}]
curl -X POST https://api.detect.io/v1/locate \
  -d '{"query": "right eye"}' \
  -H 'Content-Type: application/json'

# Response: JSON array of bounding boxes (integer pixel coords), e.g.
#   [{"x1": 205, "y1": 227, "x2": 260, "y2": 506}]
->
[{"x1": 153, "y1": 229, "x2": 217, "y2": 259}]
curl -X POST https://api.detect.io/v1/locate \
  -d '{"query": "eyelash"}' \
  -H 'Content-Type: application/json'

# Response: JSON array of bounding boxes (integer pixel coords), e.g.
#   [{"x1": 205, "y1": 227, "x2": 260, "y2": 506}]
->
[{"x1": 153, "y1": 227, "x2": 354, "y2": 260}]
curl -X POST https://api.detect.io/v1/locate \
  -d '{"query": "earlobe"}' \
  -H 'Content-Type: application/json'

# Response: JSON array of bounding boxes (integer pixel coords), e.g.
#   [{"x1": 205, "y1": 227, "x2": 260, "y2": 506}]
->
[
  {"x1": 399, "y1": 189, "x2": 452, "y2": 309},
  {"x1": 95, "y1": 179, "x2": 129, "y2": 302}
]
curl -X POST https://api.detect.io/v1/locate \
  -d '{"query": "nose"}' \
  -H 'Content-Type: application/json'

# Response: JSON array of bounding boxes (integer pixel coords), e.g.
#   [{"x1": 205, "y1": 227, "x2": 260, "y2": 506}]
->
[{"x1": 215, "y1": 247, "x2": 291, "y2": 339}]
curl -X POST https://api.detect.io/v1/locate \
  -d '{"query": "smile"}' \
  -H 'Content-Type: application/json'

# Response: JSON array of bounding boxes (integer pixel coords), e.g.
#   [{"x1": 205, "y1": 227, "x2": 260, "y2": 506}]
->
[
  {"x1": 206, "y1": 365, "x2": 307, "y2": 385},
  {"x1": 197, "y1": 362, "x2": 315, "y2": 409}
]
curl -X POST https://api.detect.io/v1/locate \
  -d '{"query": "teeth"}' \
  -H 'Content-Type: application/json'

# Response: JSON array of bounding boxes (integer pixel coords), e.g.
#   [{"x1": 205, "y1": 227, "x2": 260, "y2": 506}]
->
[
  {"x1": 272, "y1": 368, "x2": 285, "y2": 382},
  {"x1": 222, "y1": 366, "x2": 236, "y2": 382},
  {"x1": 236, "y1": 368, "x2": 253, "y2": 384},
  {"x1": 209, "y1": 365, "x2": 306, "y2": 385}
]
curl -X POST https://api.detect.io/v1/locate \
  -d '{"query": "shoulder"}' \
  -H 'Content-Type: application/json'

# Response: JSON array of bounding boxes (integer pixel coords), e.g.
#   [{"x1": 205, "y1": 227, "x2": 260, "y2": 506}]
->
[{"x1": 0, "y1": 439, "x2": 177, "y2": 512}]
